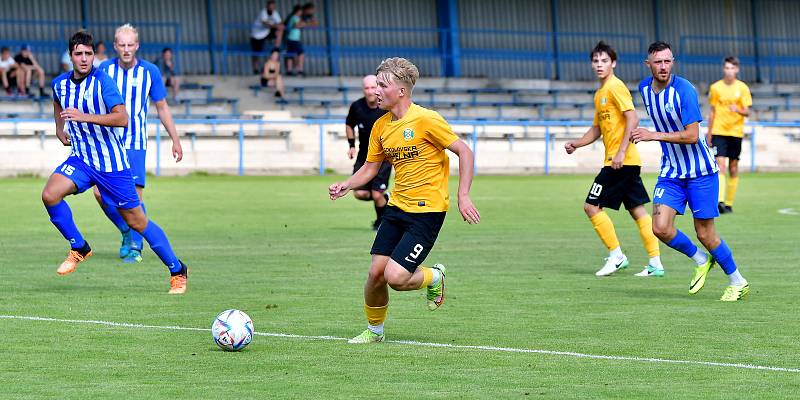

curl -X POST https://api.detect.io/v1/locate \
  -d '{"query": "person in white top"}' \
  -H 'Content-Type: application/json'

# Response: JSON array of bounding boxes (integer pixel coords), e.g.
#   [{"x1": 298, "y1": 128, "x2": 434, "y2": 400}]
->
[
  {"x1": 0, "y1": 47, "x2": 17, "y2": 95},
  {"x1": 250, "y1": 0, "x2": 284, "y2": 74},
  {"x1": 92, "y1": 41, "x2": 108, "y2": 67}
]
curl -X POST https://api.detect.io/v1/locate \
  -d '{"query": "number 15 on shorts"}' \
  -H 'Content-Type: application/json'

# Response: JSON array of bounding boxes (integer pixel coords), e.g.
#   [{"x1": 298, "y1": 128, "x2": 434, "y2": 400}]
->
[{"x1": 405, "y1": 244, "x2": 424, "y2": 264}]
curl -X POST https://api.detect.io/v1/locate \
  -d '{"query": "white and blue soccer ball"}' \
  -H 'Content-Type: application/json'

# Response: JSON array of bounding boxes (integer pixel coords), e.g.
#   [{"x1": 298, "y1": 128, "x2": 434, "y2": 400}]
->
[{"x1": 211, "y1": 309, "x2": 254, "y2": 351}]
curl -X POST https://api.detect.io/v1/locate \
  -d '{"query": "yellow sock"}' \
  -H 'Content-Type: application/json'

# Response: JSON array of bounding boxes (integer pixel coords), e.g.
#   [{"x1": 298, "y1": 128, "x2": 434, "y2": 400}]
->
[
  {"x1": 718, "y1": 173, "x2": 727, "y2": 203},
  {"x1": 725, "y1": 176, "x2": 739, "y2": 206},
  {"x1": 364, "y1": 304, "x2": 388, "y2": 326},
  {"x1": 589, "y1": 211, "x2": 620, "y2": 251},
  {"x1": 418, "y1": 266, "x2": 433, "y2": 289},
  {"x1": 635, "y1": 215, "x2": 660, "y2": 257}
]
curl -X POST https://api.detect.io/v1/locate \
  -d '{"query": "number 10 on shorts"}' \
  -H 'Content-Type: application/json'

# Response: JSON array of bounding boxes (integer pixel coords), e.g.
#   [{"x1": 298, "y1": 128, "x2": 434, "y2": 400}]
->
[
  {"x1": 405, "y1": 244, "x2": 424, "y2": 264},
  {"x1": 590, "y1": 182, "x2": 603, "y2": 196}
]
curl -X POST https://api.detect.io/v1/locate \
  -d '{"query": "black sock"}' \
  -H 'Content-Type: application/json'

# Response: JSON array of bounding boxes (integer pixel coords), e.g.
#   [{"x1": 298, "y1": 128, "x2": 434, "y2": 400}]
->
[
  {"x1": 171, "y1": 260, "x2": 187, "y2": 276},
  {"x1": 74, "y1": 241, "x2": 92, "y2": 256}
]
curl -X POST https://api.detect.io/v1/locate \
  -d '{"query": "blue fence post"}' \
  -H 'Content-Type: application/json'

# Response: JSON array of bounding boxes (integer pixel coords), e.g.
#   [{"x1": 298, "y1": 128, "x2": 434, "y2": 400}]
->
[
  {"x1": 471, "y1": 125, "x2": 477, "y2": 175},
  {"x1": 156, "y1": 124, "x2": 161, "y2": 176},
  {"x1": 319, "y1": 123, "x2": 325, "y2": 175},
  {"x1": 238, "y1": 123, "x2": 245, "y2": 176},
  {"x1": 550, "y1": 0, "x2": 560, "y2": 80},
  {"x1": 206, "y1": 0, "x2": 217, "y2": 74},
  {"x1": 750, "y1": 126, "x2": 757, "y2": 173},
  {"x1": 544, "y1": 126, "x2": 551, "y2": 175}
]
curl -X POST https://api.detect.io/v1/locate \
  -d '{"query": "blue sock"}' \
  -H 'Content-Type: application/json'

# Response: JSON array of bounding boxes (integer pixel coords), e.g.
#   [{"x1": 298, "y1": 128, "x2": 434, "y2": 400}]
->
[
  {"x1": 666, "y1": 229, "x2": 699, "y2": 258},
  {"x1": 140, "y1": 220, "x2": 182, "y2": 273},
  {"x1": 102, "y1": 203, "x2": 130, "y2": 233},
  {"x1": 710, "y1": 239, "x2": 737, "y2": 275},
  {"x1": 130, "y1": 203, "x2": 145, "y2": 251},
  {"x1": 46, "y1": 201, "x2": 86, "y2": 249}
]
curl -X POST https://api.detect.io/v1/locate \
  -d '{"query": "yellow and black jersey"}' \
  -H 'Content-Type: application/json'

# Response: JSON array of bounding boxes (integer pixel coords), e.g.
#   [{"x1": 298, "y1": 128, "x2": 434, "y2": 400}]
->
[{"x1": 366, "y1": 103, "x2": 459, "y2": 213}]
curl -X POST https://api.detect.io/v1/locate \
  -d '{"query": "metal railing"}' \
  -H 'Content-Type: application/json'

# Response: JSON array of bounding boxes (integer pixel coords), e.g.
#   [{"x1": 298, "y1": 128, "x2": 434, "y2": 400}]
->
[{"x1": 4, "y1": 118, "x2": 785, "y2": 176}]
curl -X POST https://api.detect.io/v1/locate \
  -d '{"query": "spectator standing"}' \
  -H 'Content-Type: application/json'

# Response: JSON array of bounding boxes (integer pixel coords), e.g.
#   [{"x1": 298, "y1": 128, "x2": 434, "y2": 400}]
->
[
  {"x1": 284, "y1": 3, "x2": 318, "y2": 76},
  {"x1": 250, "y1": 0, "x2": 284, "y2": 74}
]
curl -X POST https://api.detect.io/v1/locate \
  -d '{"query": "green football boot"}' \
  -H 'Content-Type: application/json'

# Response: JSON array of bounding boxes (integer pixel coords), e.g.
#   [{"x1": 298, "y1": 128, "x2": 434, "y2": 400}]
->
[
  {"x1": 427, "y1": 264, "x2": 446, "y2": 311},
  {"x1": 689, "y1": 255, "x2": 714, "y2": 295},
  {"x1": 347, "y1": 329, "x2": 384, "y2": 344}
]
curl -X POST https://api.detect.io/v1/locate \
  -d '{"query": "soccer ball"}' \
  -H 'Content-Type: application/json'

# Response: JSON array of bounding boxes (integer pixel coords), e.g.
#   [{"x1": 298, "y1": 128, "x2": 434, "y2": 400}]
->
[{"x1": 211, "y1": 309, "x2": 254, "y2": 351}]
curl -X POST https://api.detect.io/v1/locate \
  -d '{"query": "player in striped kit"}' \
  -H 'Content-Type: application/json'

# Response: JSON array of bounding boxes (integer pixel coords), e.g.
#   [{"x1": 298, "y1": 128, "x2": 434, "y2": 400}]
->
[
  {"x1": 631, "y1": 41, "x2": 749, "y2": 301},
  {"x1": 96, "y1": 24, "x2": 183, "y2": 263},
  {"x1": 41, "y1": 30, "x2": 188, "y2": 294}
]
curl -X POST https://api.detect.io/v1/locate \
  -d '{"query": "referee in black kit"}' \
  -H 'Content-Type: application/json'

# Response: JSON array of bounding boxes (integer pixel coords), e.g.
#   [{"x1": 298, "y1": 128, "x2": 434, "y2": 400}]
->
[{"x1": 345, "y1": 74, "x2": 392, "y2": 230}]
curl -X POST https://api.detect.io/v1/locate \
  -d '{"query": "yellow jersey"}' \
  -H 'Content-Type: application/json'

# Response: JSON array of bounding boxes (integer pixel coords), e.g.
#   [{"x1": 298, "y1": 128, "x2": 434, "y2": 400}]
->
[
  {"x1": 593, "y1": 75, "x2": 640, "y2": 166},
  {"x1": 709, "y1": 79, "x2": 752, "y2": 138},
  {"x1": 366, "y1": 103, "x2": 459, "y2": 213}
]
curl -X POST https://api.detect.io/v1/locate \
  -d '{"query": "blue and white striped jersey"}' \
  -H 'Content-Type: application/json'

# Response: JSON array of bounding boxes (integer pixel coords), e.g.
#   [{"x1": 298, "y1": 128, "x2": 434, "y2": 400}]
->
[
  {"x1": 100, "y1": 58, "x2": 167, "y2": 151},
  {"x1": 639, "y1": 75, "x2": 718, "y2": 179},
  {"x1": 52, "y1": 67, "x2": 128, "y2": 172}
]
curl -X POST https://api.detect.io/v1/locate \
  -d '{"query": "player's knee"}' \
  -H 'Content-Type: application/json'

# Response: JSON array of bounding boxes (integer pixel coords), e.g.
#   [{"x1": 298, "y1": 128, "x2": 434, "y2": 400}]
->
[
  {"x1": 384, "y1": 268, "x2": 412, "y2": 290},
  {"x1": 695, "y1": 229, "x2": 717, "y2": 247},
  {"x1": 41, "y1": 189, "x2": 61, "y2": 206},
  {"x1": 583, "y1": 203, "x2": 599, "y2": 217},
  {"x1": 121, "y1": 210, "x2": 148, "y2": 232},
  {"x1": 651, "y1": 222, "x2": 673, "y2": 240}
]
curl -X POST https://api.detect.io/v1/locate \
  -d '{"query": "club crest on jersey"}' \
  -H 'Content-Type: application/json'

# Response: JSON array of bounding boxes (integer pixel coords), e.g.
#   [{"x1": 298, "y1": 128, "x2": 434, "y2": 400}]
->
[
  {"x1": 664, "y1": 103, "x2": 674, "y2": 113},
  {"x1": 601, "y1": 97, "x2": 607, "y2": 106},
  {"x1": 402, "y1": 128, "x2": 414, "y2": 141}
]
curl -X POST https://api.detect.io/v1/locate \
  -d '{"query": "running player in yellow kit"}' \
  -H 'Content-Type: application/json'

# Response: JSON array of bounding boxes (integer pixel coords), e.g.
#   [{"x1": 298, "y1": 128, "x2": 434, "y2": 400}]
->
[{"x1": 329, "y1": 57, "x2": 480, "y2": 343}]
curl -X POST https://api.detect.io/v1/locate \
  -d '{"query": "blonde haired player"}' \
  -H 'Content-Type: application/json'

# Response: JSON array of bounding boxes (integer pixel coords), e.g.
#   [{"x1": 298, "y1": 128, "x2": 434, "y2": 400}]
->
[
  {"x1": 707, "y1": 56, "x2": 752, "y2": 214},
  {"x1": 565, "y1": 41, "x2": 663, "y2": 277},
  {"x1": 329, "y1": 57, "x2": 480, "y2": 343}
]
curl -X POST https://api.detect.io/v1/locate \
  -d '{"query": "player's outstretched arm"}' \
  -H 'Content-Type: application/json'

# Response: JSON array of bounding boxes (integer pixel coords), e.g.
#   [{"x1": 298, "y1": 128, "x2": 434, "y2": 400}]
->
[
  {"x1": 447, "y1": 139, "x2": 480, "y2": 224},
  {"x1": 52, "y1": 101, "x2": 70, "y2": 146},
  {"x1": 632, "y1": 122, "x2": 699, "y2": 145},
  {"x1": 155, "y1": 99, "x2": 183, "y2": 162},
  {"x1": 565, "y1": 126, "x2": 600, "y2": 154},
  {"x1": 329, "y1": 161, "x2": 380, "y2": 200},
  {"x1": 61, "y1": 104, "x2": 128, "y2": 128}
]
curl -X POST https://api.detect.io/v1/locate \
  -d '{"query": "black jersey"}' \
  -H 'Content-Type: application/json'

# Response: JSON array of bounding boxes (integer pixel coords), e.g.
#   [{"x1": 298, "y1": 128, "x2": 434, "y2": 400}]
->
[{"x1": 345, "y1": 97, "x2": 386, "y2": 162}]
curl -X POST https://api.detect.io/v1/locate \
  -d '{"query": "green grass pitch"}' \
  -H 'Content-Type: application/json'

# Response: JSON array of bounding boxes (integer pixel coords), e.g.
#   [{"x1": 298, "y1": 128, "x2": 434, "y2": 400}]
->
[{"x1": 1, "y1": 173, "x2": 798, "y2": 399}]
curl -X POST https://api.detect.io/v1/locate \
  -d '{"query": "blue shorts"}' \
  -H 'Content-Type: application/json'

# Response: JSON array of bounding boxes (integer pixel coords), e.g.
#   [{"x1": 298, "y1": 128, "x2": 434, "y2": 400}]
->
[
  {"x1": 127, "y1": 149, "x2": 147, "y2": 188},
  {"x1": 54, "y1": 156, "x2": 140, "y2": 210},
  {"x1": 653, "y1": 173, "x2": 720, "y2": 219}
]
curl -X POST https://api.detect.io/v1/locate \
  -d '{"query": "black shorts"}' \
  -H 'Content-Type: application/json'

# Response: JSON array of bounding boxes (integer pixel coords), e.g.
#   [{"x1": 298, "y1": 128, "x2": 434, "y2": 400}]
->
[
  {"x1": 250, "y1": 37, "x2": 268, "y2": 54},
  {"x1": 286, "y1": 40, "x2": 304, "y2": 56},
  {"x1": 371, "y1": 206, "x2": 446, "y2": 273},
  {"x1": 585, "y1": 166, "x2": 650, "y2": 210},
  {"x1": 711, "y1": 135, "x2": 742, "y2": 160},
  {"x1": 353, "y1": 160, "x2": 391, "y2": 192}
]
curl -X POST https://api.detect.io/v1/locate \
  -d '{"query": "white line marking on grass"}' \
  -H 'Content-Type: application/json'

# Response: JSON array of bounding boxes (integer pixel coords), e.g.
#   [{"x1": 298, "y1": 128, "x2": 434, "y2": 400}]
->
[
  {"x1": 778, "y1": 208, "x2": 799, "y2": 216},
  {"x1": 3, "y1": 314, "x2": 799, "y2": 373}
]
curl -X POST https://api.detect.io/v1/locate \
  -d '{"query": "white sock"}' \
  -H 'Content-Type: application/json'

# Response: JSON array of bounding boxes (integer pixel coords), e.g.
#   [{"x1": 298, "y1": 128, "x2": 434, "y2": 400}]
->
[
  {"x1": 649, "y1": 256, "x2": 663, "y2": 269},
  {"x1": 368, "y1": 323, "x2": 384, "y2": 335},
  {"x1": 609, "y1": 247, "x2": 624, "y2": 259},
  {"x1": 690, "y1": 250, "x2": 708, "y2": 265},
  {"x1": 728, "y1": 270, "x2": 747, "y2": 286},
  {"x1": 429, "y1": 268, "x2": 442, "y2": 287}
]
